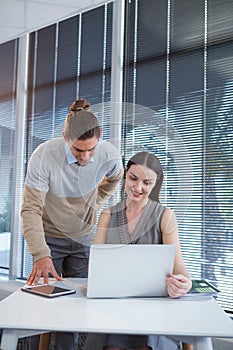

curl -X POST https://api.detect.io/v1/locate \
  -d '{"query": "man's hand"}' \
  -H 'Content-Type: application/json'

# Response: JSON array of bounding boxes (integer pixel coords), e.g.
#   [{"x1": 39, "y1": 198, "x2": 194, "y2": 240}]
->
[{"x1": 26, "y1": 257, "x2": 62, "y2": 285}]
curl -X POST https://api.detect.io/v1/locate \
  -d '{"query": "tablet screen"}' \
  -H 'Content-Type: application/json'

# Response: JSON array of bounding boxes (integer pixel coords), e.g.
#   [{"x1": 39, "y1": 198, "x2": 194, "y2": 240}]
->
[{"x1": 21, "y1": 284, "x2": 76, "y2": 298}]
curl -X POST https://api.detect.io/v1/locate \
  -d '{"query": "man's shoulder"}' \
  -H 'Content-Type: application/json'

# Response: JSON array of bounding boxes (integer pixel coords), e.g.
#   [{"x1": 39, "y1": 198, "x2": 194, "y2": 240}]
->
[
  {"x1": 39, "y1": 137, "x2": 63, "y2": 149},
  {"x1": 94, "y1": 140, "x2": 123, "y2": 176},
  {"x1": 98, "y1": 140, "x2": 121, "y2": 158},
  {"x1": 28, "y1": 138, "x2": 65, "y2": 170},
  {"x1": 33, "y1": 138, "x2": 64, "y2": 155}
]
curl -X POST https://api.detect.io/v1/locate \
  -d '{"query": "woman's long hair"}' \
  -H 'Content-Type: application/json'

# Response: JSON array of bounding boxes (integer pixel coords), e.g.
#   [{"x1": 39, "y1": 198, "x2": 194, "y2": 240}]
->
[{"x1": 121, "y1": 151, "x2": 164, "y2": 202}]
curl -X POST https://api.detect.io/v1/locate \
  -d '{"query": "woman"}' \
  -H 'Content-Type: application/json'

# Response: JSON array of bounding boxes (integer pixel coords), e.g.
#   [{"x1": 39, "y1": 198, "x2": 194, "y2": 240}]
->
[{"x1": 85, "y1": 151, "x2": 192, "y2": 350}]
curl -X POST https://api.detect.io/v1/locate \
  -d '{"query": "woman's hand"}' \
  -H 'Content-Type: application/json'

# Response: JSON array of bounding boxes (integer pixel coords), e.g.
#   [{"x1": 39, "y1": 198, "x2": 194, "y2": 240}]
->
[{"x1": 166, "y1": 273, "x2": 192, "y2": 298}]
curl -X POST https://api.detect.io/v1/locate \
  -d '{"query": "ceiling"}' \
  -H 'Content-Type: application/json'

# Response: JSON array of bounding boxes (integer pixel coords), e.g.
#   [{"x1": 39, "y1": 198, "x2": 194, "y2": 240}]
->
[{"x1": 0, "y1": 0, "x2": 106, "y2": 44}]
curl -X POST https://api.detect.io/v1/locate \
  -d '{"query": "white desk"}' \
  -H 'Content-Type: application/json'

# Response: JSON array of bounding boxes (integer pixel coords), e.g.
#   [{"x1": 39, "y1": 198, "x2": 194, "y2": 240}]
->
[{"x1": 0, "y1": 278, "x2": 232, "y2": 350}]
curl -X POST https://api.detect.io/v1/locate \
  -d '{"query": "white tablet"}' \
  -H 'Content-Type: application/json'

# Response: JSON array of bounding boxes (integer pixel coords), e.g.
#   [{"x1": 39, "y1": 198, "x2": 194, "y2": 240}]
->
[{"x1": 21, "y1": 284, "x2": 76, "y2": 298}]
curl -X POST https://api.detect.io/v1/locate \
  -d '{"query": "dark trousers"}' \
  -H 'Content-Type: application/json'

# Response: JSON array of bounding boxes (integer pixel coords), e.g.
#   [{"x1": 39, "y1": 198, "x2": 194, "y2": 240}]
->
[{"x1": 29, "y1": 237, "x2": 90, "y2": 350}]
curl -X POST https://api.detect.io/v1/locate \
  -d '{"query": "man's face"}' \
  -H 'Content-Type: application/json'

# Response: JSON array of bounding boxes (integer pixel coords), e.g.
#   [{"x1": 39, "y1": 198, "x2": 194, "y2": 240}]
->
[{"x1": 69, "y1": 136, "x2": 99, "y2": 166}]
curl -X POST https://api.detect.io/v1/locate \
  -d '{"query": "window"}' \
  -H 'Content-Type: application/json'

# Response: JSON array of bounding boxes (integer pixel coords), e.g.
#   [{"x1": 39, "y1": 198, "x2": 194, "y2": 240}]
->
[
  {"x1": 122, "y1": 0, "x2": 233, "y2": 312},
  {"x1": 0, "y1": 39, "x2": 18, "y2": 275}
]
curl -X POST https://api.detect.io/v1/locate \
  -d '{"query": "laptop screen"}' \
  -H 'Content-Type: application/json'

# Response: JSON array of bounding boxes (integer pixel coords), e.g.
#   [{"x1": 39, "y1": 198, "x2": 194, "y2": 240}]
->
[{"x1": 87, "y1": 244, "x2": 176, "y2": 298}]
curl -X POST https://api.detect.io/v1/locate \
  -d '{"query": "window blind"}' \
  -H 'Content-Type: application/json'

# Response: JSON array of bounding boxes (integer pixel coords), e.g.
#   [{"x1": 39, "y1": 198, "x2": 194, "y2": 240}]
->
[
  {"x1": 122, "y1": 0, "x2": 233, "y2": 313},
  {"x1": 0, "y1": 40, "x2": 18, "y2": 275}
]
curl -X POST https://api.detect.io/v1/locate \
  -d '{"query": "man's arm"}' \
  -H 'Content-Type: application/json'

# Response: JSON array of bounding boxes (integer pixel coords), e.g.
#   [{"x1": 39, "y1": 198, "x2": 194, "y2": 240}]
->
[
  {"x1": 21, "y1": 185, "x2": 62, "y2": 285},
  {"x1": 21, "y1": 185, "x2": 50, "y2": 261},
  {"x1": 97, "y1": 168, "x2": 123, "y2": 207}
]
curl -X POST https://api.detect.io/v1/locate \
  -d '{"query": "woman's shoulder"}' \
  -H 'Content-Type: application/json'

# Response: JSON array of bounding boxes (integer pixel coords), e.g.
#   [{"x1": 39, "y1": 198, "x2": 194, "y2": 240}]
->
[
  {"x1": 149, "y1": 200, "x2": 166, "y2": 214},
  {"x1": 161, "y1": 206, "x2": 175, "y2": 217},
  {"x1": 162, "y1": 207, "x2": 176, "y2": 222},
  {"x1": 152, "y1": 201, "x2": 175, "y2": 220},
  {"x1": 160, "y1": 206, "x2": 178, "y2": 234}
]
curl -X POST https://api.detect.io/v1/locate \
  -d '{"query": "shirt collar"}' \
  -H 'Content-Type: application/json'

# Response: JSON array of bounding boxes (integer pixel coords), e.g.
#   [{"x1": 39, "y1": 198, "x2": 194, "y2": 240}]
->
[{"x1": 65, "y1": 141, "x2": 95, "y2": 165}]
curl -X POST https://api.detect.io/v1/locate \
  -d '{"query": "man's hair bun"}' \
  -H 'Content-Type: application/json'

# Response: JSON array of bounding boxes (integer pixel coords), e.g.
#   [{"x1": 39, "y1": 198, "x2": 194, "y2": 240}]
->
[{"x1": 70, "y1": 98, "x2": 90, "y2": 112}]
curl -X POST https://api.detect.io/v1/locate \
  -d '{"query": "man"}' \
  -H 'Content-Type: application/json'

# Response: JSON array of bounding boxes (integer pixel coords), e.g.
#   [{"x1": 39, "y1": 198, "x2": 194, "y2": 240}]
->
[{"x1": 21, "y1": 99, "x2": 123, "y2": 350}]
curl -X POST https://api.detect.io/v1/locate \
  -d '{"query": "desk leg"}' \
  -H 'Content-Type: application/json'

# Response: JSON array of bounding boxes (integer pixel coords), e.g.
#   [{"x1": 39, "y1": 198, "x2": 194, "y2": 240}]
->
[
  {"x1": 0, "y1": 329, "x2": 18, "y2": 350},
  {"x1": 194, "y1": 337, "x2": 213, "y2": 350}
]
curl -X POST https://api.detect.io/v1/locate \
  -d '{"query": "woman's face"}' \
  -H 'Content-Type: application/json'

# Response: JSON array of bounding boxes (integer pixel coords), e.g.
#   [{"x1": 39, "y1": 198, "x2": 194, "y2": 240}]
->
[{"x1": 125, "y1": 164, "x2": 157, "y2": 203}]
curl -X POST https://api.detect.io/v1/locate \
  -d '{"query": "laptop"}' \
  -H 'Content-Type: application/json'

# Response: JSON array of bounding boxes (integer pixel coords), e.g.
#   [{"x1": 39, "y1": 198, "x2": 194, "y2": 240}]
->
[{"x1": 86, "y1": 244, "x2": 176, "y2": 298}]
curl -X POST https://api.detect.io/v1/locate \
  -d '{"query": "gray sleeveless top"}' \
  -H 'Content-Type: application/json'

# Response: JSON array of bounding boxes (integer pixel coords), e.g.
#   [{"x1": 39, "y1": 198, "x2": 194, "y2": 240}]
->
[{"x1": 106, "y1": 199, "x2": 166, "y2": 244}]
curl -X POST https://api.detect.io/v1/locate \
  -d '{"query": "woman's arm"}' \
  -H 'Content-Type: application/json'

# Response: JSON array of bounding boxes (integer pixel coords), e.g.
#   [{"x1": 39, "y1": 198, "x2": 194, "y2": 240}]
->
[
  {"x1": 93, "y1": 208, "x2": 111, "y2": 244},
  {"x1": 161, "y1": 208, "x2": 192, "y2": 298}
]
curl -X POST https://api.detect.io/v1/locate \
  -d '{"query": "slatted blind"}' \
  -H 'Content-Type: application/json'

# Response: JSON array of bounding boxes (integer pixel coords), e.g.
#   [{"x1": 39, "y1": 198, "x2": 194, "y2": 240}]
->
[
  {"x1": 0, "y1": 40, "x2": 18, "y2": 274},
  {"x1": 122, "y1": 0, "x2": 233, "y2": 313}
]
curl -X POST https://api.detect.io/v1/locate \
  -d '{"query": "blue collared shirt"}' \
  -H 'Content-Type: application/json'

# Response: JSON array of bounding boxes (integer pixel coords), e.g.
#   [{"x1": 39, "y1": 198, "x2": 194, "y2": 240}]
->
[{"x1": 65, "y1": 142, "x2": 94, "y2": 165}]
